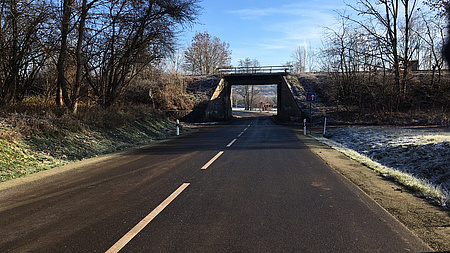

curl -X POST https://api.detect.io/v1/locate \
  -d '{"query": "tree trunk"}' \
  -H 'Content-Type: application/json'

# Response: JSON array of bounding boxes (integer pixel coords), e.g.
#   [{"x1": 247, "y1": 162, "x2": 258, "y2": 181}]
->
[
  {"x1": 401, "y1": 0, "x2": 417, "y2": 97},
  {"x1": 72, "y1": 0, "x2": 90, "y2": 114},
  {"x1": 8, "y1": 0, "x2": 19, "y2": 104},
  {"x1": 56, "y1": 0, "x2": 72, "y2": 108}
]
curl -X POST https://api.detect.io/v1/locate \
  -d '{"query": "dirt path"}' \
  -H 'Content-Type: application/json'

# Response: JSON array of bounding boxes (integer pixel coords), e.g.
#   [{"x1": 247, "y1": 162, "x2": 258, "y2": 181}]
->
[{"x1": 292, "y1": 130, "x2": 450, "y2": 252}]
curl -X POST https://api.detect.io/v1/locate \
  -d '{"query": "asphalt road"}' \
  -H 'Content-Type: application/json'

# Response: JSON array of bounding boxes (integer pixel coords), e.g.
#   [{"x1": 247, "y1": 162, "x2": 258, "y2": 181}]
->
[{"x1": 0, "y1": 112, "x2": 431, "y2": 252}]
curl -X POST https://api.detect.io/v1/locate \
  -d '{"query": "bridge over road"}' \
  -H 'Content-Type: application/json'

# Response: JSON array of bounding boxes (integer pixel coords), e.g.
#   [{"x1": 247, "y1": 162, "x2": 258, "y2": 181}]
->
[{"x1": 205, "y1": 66, "x2": 304, "y2": 121}]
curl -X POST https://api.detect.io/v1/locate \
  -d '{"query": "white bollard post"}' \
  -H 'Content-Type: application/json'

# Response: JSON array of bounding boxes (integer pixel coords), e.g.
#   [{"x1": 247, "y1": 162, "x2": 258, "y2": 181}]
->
[
  {"x1": 323, "y1": 117, "x2": 327, "y2": 136},
  {"x1": 176, "y1": 119, "x2": 180, "y2": 136},
  {"x1": 303, "y1": 118, "x2": 307, "y2": 135}
]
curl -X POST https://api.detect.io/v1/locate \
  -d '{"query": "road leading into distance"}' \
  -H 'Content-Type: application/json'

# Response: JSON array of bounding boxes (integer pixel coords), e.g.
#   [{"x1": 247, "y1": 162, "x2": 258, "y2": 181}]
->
[{"x1": 0, "y1": 112, "x2": 431, "y2": 252}]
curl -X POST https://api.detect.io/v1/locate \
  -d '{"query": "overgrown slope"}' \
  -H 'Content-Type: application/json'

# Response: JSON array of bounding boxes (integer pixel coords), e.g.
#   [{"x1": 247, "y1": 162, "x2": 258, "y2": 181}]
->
[
  {"x1": 0, "y1": 102, "x2": 177, "y2": 182},
  {"x1": 293, "y1": 72, "x2": 450, "y2": 126}
]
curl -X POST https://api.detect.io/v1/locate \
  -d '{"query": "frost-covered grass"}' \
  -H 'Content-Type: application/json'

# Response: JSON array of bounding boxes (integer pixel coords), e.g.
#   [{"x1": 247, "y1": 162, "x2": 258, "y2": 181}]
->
[
  {"x1": 315, "y1": 127, "x2": 450, "y2": 207},
  {"x1": 0, "y1": 138, "x2": 66, "y2": 180},
  {"x1": 0, "y1": 106, "x2": 176, "y2": 182}
]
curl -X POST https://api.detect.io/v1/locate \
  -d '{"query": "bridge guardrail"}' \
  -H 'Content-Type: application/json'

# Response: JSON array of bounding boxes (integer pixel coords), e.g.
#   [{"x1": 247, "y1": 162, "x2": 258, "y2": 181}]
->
[{"x1": 216, "y1": 65, "x2": 293, "y2": 76}]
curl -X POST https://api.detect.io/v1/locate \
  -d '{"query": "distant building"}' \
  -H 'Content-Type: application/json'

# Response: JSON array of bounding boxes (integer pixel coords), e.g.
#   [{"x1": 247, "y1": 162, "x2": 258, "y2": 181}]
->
[
  {"x1": 260, "y1": 102, "x2": 274, "y2": 111},
  {"x1": 399, "y1": 58, "x2": 419, "y2": 71}
]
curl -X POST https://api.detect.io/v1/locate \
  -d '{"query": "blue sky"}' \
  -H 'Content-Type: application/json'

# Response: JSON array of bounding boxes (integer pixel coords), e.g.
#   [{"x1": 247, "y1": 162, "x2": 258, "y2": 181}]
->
[{"x1": 180, "y1": 0, "x2": 356, "y2": 66}]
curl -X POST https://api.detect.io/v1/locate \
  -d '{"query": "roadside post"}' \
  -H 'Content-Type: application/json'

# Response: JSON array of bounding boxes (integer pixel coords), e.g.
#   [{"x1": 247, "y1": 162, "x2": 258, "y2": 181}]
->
[
  {"x1": 176, "y1": 119, "x2": 180, "y2": 136},
  {"x1": 306, "y1": 93, "x2": 316, "y2": 135},
  {"x1": 303, "y1": 118, "x2": 307, "y2": 135},
  {"x1": 323, "y1": 117, "x2": 327, "y2": 136}
]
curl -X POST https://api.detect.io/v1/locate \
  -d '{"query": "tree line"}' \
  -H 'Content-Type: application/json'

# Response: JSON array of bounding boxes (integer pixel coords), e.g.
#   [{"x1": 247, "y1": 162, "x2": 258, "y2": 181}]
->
[
  {"x1": 0, "y1": 0, "x2": 200, "y2": 112},
  {"x1": 2, "y1": 0, "x2": 449, "y2": 117},
  {"x1": 317, "y1": 0, "x2": 450, "y2": 113}
]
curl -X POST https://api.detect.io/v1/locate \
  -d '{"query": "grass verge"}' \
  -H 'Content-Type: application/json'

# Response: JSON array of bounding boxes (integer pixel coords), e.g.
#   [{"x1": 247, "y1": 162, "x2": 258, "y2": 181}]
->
[
  {"x1": 313, "y1": 135, "x2": 450, "y2": 208},
  {"x1": 0, "y1": 103, "x2": 177, "y2": 182},
  {"x1": 292, "y1": 130, "x2": 450, "y2": 252}
]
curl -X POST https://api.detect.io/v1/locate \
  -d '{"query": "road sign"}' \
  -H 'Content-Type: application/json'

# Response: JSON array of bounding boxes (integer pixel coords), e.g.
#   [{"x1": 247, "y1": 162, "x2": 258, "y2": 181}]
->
[{"x1": 306, "y1": 93, "x2": 316, "y2": 102}]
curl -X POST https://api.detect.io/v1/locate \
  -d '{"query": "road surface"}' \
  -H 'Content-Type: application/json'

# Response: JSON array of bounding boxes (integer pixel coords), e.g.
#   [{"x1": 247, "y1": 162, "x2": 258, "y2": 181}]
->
[{"x1": 0, "y1": 112, "x2": 431, "y2": 252}]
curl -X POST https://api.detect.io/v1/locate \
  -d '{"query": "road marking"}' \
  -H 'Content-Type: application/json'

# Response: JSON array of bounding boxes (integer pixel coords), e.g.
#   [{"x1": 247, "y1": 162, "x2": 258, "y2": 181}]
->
[
  {"x1": 238, "y1": 124, "x2": 251, "y2": 137},
  {"x1": 226, "y1": 139, "x2": 237, "y2": 148},
  {"x1": 201, "y1": 151, "x2": 224, "y2": 170},
  {"x1": 105, "y1": 183, "x2": 190, "y2": 253}
]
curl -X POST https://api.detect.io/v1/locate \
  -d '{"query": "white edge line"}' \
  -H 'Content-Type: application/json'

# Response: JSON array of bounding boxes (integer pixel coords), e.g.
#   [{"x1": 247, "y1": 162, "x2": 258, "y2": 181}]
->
[
  {"x1": 226, "y1": 139, "x2": 237, "y2": 148},
  {"x1": 201, "y1": 151, "x2": 224, "y2": 170},
  {"x1": 105, "y1": 183, "x2": 190, "y2": 253}
]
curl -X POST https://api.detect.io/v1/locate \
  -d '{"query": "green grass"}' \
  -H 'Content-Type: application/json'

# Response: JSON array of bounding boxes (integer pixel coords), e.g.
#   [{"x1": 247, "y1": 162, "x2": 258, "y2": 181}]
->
[
  {"x1": 0, "y1": 104, "x2": 177, "y2": 182},
  {"x1": 0, "y1": 138, "x2": 65, "y2": 181}
]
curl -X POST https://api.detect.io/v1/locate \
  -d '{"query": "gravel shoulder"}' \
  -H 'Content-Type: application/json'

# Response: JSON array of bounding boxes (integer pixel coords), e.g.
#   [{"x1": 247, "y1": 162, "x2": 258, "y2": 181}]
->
[{"x1": 292, "y1": 129, "x2": 450, "y2": 252}]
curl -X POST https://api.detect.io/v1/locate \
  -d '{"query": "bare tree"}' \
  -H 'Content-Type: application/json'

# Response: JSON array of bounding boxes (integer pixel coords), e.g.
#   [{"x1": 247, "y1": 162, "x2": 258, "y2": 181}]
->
[
  {"x1": 346, "y1": 1, "x2": 400, "y2": 92},
  {"x1": 322, "y1": 11, "x2": 406, "y2": 113},
  {"x1": 424, "y1": 0, "x2": 450, "y2": 65},
  {"x1": 0, "y1": 0, "x2": 49, "y2": 104},
  {"x1": 83, "y1": 0, "x2": 200, "y2": 107},
  {"x1": 55, "y1": 0, "x2": 73, "y2": 107},
  {"x1": 292, "y1": 45, "x2": 307, "y2": 73},
  {"x1": 400, "y1": 0, "x2": 419, "y2": 94},
  {"x1": 322, "y1": 16, "x2": 362, "y2": 107},
  {"x1": 183, "y1": 31, "x2": 231, "y2": 75},
  {"x1": 237, "y1": 58, "x2": 260, "y2": 110},
  {"x1": 342, "y1": 0, "x2": 421, "y2": 106},
  {"x1": 72, "y1": 0, "x2": 101, "y2": 113},
  {"x1": 55, "y1": 0, "x2": 102, "y2": 112},
  {"x1": 163, "y1": 49, "x2": 186, "y2": 75},
  {"x1": 0, "y1": 0, "x2": 200, "y2": 108},
  {"x1": 416, "y1": 11, "x2": 446, "y2": 85}
]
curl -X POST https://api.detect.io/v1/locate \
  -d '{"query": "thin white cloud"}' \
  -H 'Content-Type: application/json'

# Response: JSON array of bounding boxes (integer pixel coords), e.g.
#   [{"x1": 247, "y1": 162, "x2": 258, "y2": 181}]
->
[
  {"x1": 225, "y1": 1, "x2": 350, "y2": 65},
  {"x1": 247, "y1": 42, "x2": 286, "y2": 50},
  {"x1": 229, "y1": 2, "x2": 344, "y2": 20},
  {"x1": 229, "y1": 7, "x2": 279, "y2": 20},
  {"x1": 229, "y1": 1, "x2": 339, "y2": 43}
]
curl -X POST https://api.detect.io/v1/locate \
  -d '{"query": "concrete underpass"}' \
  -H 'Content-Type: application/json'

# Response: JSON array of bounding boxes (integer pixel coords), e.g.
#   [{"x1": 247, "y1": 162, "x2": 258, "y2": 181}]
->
[{"x1": 205, "y1": 67, "x2": 304, "y2": 121}]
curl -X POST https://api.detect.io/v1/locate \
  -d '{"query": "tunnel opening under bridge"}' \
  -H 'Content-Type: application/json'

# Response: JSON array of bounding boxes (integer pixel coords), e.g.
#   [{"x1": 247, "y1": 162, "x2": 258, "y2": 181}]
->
[
  {"x1": 204, "y1": 72, "x2": 304, "y2": 122},
  {"x1": 232, "y1": 84, "x2": 278, "y2": 114}
]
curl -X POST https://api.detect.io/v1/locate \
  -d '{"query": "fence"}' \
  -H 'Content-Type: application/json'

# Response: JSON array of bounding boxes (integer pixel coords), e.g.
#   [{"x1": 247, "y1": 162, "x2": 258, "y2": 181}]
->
[{"x1": 216, "y1": 65, "x2": 293, "y2": 76}]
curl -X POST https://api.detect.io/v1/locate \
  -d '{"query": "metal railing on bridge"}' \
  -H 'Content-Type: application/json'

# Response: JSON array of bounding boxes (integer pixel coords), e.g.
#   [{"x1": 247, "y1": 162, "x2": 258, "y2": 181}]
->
[{"x1": 216, "y1": 65, "x2": 293, "y2": 76}]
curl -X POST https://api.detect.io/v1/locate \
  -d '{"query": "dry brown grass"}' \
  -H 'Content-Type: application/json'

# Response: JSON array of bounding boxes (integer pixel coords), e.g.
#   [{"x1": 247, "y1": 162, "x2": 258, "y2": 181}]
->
[{"x1": 0, "y1": 99, "x2": 178, "y2": 181}]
